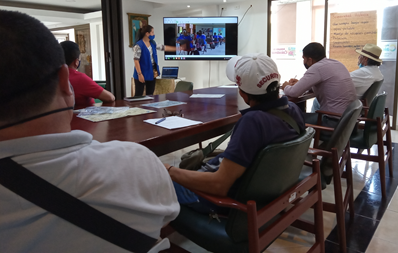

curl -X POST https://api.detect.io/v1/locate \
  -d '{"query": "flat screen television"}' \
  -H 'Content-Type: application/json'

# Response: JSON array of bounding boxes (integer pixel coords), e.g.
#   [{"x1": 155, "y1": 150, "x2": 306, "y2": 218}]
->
[{"x1": 163, "y1": 16, "x2": 238, "y2": 61}]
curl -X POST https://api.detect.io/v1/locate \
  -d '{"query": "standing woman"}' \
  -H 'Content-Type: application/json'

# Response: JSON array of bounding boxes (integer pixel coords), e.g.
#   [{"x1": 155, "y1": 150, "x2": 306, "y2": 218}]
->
[{"x1": 133, "y1": 25, "x2": 175, "y2": 96}]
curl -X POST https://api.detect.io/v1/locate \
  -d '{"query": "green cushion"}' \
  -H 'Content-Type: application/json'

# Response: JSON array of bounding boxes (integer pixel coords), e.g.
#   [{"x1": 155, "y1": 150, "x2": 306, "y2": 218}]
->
[{"x1": 171, "y1": 206, "x2": 248, "y2": 253}]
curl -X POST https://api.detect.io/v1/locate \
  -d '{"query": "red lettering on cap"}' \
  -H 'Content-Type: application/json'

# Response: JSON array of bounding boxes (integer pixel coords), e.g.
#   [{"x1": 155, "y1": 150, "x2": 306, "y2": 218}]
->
[
  {"x1": 257, "y1": 73, "x2": 279, "y2": 88},
  {"x1": 236, "y1": 75, "x2": 242, "y2": 86}
]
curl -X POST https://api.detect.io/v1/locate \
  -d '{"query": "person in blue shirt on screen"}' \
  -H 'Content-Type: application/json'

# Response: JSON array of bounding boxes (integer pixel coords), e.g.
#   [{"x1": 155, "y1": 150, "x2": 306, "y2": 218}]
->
[
  {"x1": 213, "y1": 32, "x2": 219, "y2": 46},
  {"x1": 177, "y1": 29, "x2": 192, "y2": 55},
  {"x1": 218, "y1": 33, "x2": 223, "y2": 45}
]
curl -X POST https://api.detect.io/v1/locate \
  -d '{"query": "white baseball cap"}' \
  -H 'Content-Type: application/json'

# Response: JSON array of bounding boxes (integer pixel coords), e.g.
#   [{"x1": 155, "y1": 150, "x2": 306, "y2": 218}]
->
[{"x1": 226, "y1": 53, "x2": 280, "y2": 95}]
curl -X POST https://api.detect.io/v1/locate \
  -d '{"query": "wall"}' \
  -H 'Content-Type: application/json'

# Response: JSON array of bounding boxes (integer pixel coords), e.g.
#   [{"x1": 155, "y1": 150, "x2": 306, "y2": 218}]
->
[
  {"x1": 177, "y1": 0, "x2": 268, "y2": 89},
  {"x1": 90, "y1": 22, "x2": 106, "y2": 80},
  {"x1": 121, "y1": 0, "x2": 268, "y2": 93},
  {"x1": 121, "y1": 0, "x2": 174, "y2": 96}
]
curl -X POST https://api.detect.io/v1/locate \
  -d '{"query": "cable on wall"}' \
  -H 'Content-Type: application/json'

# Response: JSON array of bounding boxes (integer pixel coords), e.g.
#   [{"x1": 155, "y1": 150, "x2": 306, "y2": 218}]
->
[{"x1": 238, "y1": 5, "x2": 253, "y2": 26}]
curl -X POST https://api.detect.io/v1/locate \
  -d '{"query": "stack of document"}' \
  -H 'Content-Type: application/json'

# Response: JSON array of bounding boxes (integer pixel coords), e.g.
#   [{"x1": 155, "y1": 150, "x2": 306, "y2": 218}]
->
[
  {"x1": 124, "y1": 96, "x2": 154, "y2": 102},
  {"x1": 144, "y1": 116, "x2": 202, "y2": 130},
  {"x1": 190, "y1": 94, "x2": 225, "y2": 98}
]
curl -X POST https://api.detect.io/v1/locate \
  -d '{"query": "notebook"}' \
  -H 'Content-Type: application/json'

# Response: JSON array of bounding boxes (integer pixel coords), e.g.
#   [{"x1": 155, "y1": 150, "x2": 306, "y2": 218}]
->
[{"x1": 161, "y1": 66, "x2": 179, "y2": 79}]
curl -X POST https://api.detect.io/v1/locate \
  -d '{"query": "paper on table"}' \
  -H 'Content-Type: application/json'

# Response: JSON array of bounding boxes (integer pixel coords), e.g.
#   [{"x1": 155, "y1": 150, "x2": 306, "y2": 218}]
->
[
  {"x1": 144, "y1": 116, "x2": 202, "y2": 130},
  {"x1": 78, "y1": 107, "x2": 156, "y2": 122},
  {"x1": 218, "y1": 85, "x2": 238, "y2": 88},
  {"x1": 190, "y1": 94, "x2": 225, "y2": 98},
  {"x1": 124, "y1": 96, "x2": 154, "y2": 102},
  {"x1": 141, "y1": 100, "x2": 187, "y2": 108}
]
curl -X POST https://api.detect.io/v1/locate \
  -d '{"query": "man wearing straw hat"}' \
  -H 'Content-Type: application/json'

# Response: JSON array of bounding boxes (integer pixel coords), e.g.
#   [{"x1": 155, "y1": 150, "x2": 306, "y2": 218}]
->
[{"x1": 351, "y1": 43, "x2": 384, "y2": 97}]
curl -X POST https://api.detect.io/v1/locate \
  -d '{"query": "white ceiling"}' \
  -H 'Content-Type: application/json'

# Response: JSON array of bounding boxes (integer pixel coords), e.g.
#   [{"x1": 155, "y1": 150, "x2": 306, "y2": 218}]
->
[
  {"x1": 1, "y1": 0, "x2": 101, "y2": 10},
  {"x1": 2, "y1": 0, "x2": 242, "y2": 10},
  {"x1": 141, "y1": 0, "x2": 241, "y2": 3},
  {"x1": 0, "y1": 0, "x2": 241, "y2": 28}
]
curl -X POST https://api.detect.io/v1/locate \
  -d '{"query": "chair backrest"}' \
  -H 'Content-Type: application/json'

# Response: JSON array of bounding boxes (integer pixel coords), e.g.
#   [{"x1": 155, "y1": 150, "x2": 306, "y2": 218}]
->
[
  {"x1": 361, "y1": 79, "x2": 384, "y2": 106},
  {"x1": 94, "y1": 81, "x2": 107, "y2": 88},
  {"x1": 363, "y1": 93, "x2": 387, "y2": 146},
  {"x1": 324, "y1": 100, "x2": 363, "y2": 157},
  {"x1": 174, "y1": 81, "x2": 193, "y2": 92},
  {"x1": 320, "y1": 100, "x2": 362, "y2": 184},
  {"x1": 226, "y1": 127, "x2": 315, "y2": 243}
]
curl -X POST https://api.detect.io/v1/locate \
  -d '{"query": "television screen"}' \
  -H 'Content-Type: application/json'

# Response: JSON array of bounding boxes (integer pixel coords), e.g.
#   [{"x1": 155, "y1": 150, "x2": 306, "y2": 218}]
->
[{"x1": 163, "y1": 17, "x2": 238, "y2": 61}]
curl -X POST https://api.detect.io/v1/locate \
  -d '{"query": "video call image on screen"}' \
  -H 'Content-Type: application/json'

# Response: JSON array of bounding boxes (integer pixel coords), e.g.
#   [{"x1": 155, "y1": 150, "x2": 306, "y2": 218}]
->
[{"x1": 163, "y1": 17, "x2": 238, "y2": 61}]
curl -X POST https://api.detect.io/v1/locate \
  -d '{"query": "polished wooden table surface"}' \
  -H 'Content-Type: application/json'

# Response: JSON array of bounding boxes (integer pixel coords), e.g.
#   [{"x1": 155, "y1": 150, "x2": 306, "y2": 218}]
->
[{"x1": 71, "y1": 86, "x2": 314, "y2": 156}]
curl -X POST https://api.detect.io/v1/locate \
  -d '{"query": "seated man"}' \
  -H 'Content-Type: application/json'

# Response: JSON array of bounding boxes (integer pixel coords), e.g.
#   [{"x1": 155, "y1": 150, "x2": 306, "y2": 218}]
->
[
  {"x1": 60, "y1": 41, "x2": 115, "y2": 106},
  {"x1": 164, "y1": 53, "x2": 305, "y2": 214},
  {"x1": 310, "y1": 43, "x2": 383, "y2": 111},
  {"x1": 282, "y1": 42, "x2": 356, "y2": 128},
  {"x1": 351, "y1": 43, "x2": 384, "y2": 97},
  {"x1": 0, "y1": 10, "x2": 179, "y2": 252}
]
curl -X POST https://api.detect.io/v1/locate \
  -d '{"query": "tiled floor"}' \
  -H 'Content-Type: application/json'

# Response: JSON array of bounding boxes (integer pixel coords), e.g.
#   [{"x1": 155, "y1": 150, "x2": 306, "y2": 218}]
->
[{"x1": 159, "y1": 126, "x2": 398, "y2": 253}]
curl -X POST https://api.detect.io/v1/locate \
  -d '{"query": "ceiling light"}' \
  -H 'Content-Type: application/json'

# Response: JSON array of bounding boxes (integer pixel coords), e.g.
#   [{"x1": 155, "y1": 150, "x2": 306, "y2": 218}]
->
[
  {"x1": 223, "y1": 0, "x2": 227, "y2": 2},
  {"x1": 187, "y1": 5, "x2": 190, "y2": 8}
]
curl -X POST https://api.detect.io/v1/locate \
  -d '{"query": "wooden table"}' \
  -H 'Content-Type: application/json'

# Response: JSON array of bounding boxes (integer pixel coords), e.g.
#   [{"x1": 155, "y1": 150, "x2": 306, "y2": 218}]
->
[{"x1": 71, "y1": 87, "x2": 315, "y2": 156}]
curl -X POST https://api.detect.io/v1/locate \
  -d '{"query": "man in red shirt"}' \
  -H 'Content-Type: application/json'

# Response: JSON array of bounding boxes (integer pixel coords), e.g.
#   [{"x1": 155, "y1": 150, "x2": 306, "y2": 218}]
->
[{"x1": 60, "y1": 41, "x2": 115, "y2": 106}]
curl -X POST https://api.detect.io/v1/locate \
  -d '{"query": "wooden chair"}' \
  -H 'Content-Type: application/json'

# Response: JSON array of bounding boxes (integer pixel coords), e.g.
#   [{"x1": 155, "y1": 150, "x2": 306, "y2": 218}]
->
[
  {"x1": 303, "y1": 99, "x2": 363, "y2": 253},
  {"x1": 350, "y1": 93, "x2": 393, "y2": 198},
  {"x1": 174, "y1": 81, "x2": 193, "y2": 92},
  {"x1": 166, "y1": 128, "x2": 325, "y2": 253}
]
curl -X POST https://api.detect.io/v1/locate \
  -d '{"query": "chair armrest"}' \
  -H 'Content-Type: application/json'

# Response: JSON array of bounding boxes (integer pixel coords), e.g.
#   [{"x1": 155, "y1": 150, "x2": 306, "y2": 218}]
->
[
  {"x1": 358, "y1": 117, "x2": 377, "y2": 122},
  {"x1": 192, "y1": 190, "x2": 248, "y2": 212},
  {"x1": 304, "y1": 160, "x2": 313, "y2": 166},
  {"x1": 314, "y1": 110, "x2": 342, "y2": 118},
  {"x1": 305, "y1": 123, "x2": 335, "y2": 132},
  {"x1": 308, "y1": 147, "x2": 332, "y2": 157}
]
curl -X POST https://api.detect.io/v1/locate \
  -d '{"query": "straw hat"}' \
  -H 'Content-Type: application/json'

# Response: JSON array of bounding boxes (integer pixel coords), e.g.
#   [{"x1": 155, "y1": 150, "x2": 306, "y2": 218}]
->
[{"x1": 356, "y1": 44, "x2": 382, "y2": 63}]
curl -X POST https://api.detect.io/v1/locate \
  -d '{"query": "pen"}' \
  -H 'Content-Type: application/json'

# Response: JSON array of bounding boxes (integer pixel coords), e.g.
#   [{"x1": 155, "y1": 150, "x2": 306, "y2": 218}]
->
[
  {"x1": 294, "y1": 75, "x2": 297, "y2": 79},
  {"x1": 155, "y1": 117, "x2": 166, "y2": 124}
]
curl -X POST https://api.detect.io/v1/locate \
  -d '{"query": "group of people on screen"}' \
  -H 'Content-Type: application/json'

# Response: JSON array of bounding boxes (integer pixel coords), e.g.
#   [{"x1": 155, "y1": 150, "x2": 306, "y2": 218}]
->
[
  {"x1": 176, "y1": 29, "x2": 224, "y2": 55},
  {"x1": 0, "y1": 10, "x2": 384, "y2": 252}
]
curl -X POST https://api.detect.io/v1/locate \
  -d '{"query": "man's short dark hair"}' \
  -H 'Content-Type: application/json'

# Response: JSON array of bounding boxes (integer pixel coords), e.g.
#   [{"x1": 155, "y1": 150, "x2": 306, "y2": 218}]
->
[
  {"x1": 244, "y1": 81, "x2": 280, "y2": 103},
  {"x1": 0, "y1": 10, "x2": 65, "y2": 124},
  {"x1": 60, "y1": 41, "x2": 80, "y2": 66},
  {"x1": 367, "y1": 58, "x2": 381, "y2": 66},
  {"x1": 302, "y1": 42, "x2": 326, "y2": 62}
]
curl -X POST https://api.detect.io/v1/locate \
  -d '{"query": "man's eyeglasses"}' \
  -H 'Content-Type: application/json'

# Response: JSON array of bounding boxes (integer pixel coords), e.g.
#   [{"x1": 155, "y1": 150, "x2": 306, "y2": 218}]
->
[{"x1": 162, "y1": 109, "x2": 183, "y2": 117}]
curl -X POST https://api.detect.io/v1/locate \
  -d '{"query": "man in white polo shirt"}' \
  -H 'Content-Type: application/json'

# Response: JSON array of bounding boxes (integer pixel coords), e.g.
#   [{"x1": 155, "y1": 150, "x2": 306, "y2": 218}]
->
[
  {"x1": 0, "y1": 10, "x2": 179, "y2": 252},
  {"x1": 351, "y1": 43, "x2": 384, "y2": 97}
]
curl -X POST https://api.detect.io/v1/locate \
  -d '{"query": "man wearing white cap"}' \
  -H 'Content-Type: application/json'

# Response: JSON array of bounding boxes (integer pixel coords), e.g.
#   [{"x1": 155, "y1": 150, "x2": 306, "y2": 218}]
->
[
  {"x1": 164, "y1": 53, "x2": 305, "y2": 214},
  {"x1": 351, "y1": 43, "x2": 384, "y2": 97}
]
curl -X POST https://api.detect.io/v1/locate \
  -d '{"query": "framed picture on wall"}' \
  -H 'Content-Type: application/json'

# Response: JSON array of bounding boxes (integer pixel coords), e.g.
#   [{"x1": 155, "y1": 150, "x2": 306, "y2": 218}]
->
[{"x1": 127, "y1": 13, "x2": 151, "y2": 47}]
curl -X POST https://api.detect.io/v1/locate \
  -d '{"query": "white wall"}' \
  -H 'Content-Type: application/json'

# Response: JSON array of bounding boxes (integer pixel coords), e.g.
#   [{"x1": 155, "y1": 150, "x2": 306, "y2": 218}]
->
[
  {"x1": 178, "y1": 0, "x2": 268, "y2": 89},
  {"x1": 121, "y1": 0, "x2": 268, "y2": 94},
  {"x1": 122, "y1": 0, "x2": 175, "y2": 96},
  {"x1": 90, "y1": 22, "x2": 106, "y2": 80}
]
